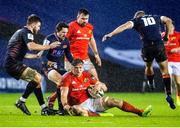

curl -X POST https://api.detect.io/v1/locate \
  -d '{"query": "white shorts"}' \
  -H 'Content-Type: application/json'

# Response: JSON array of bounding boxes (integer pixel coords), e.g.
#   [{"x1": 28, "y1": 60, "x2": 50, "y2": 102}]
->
[
  {"x1": 79, "y1": 97, "x2": 107, "y2": 113},
  {"x1": 65, "y1": 59, "x2": 95, "y2": 71},
  {"x1": 168, "y1": 62, "x2": 180, "y2": 76}
]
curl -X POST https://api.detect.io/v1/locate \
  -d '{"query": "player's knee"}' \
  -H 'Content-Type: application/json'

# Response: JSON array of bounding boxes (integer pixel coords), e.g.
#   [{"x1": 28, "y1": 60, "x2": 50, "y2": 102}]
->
[
  {"x1": 105, "y1": 97, "x2": 122, "y2": 107},
  {"x1": 34, "y1": 73, "x2": 42, "y2": 84}
]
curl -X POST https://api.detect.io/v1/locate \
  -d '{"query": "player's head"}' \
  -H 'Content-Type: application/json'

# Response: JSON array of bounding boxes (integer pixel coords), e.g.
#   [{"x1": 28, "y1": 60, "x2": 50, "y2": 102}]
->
[
  {"x1": 133, "y1": 10, "x2": 145, "y2": 19},
  {"x1": 27, "y1": 14, "x2": 42, "y2": 34},
  {"x1": 77, "y1": 8, "x2": 89, "y2": 26},
  {"x1": 71, "y1": 59, "x2": 84, "y2": 76},
  {"x1": 55, "y1": 22, "x2": 69, "y2": 40}
]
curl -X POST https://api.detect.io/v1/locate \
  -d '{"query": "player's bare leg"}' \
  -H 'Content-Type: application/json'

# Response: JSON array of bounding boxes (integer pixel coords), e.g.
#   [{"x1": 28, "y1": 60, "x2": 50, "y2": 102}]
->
[
  {"x1": 102, "y1": 97, "x2": 152, "y2": 117},
  {"x1": 145, "y1": 62, "x2": 155, "y2": 90}
]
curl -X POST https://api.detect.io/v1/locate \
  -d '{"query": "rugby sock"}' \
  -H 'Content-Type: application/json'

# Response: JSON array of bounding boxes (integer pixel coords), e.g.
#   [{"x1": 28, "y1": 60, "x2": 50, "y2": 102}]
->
[
  {"x1": 22, "y1": 81, "x2": 38, "y2": 99},
  {"x1": 56, "y1": 87, "x2": 64, "y2": 111},
  {"x1": 121, "y1": 101, "x2": 142, "y2": 115},
  {"x1": 146, "y1": 74, "x2": 154, "y2": 85},
  {"x1": 162, "y1": 74, "x2": 171, "y2": 95},
  {"x1": 48, "y1": 92, "x2": 57, "y2": 108},
  {"x1": 34, "y1": 87, "x2": 45, "y2": 106}
]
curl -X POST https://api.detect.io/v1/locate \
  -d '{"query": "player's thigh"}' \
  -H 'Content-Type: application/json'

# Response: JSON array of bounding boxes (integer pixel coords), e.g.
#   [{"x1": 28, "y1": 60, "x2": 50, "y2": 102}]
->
[
  {"x1": 170, "y1": 62, "x2": 180, "y2": 86},
  {"x1": 21, "y1": 67, "x2": 41, "y2": 83},
  {"x1": 48, "y1": 69, "x2": 62, "y2": 85}
]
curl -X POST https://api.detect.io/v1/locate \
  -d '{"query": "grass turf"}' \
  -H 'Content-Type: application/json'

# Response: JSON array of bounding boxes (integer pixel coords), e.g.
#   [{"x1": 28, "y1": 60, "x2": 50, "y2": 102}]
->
[{"x1": 0, "y1": 92, "x2": 180, "y2": 127}]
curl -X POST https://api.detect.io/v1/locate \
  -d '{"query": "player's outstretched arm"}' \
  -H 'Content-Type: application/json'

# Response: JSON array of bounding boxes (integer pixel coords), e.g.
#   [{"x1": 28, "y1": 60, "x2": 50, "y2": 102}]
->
[
  {"x1": 102, "y1": 21, "x2": 133, "y2": 42},
  {"x1": 161, "y1": 16, "x2": 173, "y2": 41},
  {"x1": 27, "y1": 41, "x2": 60, "y2": 51}
]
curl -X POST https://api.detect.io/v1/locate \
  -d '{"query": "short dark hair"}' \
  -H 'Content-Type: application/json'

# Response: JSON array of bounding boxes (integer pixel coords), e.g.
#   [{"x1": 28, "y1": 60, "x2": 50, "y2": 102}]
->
[
  {"x1": 71, "y1": 59, "x2": 84, "y2": 66},
  {"x1": 55, "y1": 22, "x2": 69, "y2": 32},
  {"x1": 133, "y1": 10, "x2": 145, "y2": 18},
  {"x1": 27, "y1": 14, "x2": 42, "y2": 25},
  {"x1": 78, "y1": 8, "x2": 89, "y2": 15}
]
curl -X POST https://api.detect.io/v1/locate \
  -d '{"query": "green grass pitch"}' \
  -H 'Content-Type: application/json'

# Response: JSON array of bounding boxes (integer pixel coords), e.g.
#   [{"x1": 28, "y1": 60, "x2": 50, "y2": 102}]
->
[{"x1": 0, "y1": 92, "x2": 180, "y2": 127}]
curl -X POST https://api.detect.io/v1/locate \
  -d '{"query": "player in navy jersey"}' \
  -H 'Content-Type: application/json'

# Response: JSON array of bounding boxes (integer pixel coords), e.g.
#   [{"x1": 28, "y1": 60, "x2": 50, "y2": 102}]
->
[
  {"x1": 102, "y1": 11, "x2": 175, "y2": 109},
  {"x1": 38, "y1": 22, "x2": 73, "y2": 114},
  {"x1": 4, "y1": 14, "x2": 60, "y2": 115}
]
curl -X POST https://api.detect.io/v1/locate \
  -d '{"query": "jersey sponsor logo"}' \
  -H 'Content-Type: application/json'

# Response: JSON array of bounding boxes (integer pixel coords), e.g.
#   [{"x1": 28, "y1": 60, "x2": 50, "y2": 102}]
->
[
  {"x1": 76, "y1": 37, "x2": 90, "y2": 40},
  {"x1": 27, "y1": 33, "x2": 34, "y2": 40},
  {"x1": 77, "y1": 30, "x2": 81, "y2": 34}
]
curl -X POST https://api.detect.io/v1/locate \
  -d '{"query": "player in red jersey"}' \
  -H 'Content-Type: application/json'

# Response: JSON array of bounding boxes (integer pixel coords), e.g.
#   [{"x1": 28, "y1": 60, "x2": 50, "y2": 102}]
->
[
  {"x1": 162, "y1": 23, "x2": 180, "y2": 106},
  {"x1": 47, "y1": 8, "x2": 101, "y2": 110},
  {"x1": 61, "y1": 59, "x2": 152, "y2": 117},
  {"x1": 65, "y1": 8, "x2": 101, "y2": 79}
]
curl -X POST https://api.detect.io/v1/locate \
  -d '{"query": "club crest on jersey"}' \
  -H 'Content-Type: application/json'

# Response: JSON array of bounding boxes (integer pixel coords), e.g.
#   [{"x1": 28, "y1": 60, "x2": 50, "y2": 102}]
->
[
  {"x1": 27, "y1": 33, "x2": 34, "y2": 40},
  {"x1": 171, "y1": 37, "x2": 176, "y2": 41},
  {"x1": 88, "y1": 30, "x2": 92, "y2": 34},
  {"x1": 63, "y1": 45, "x2": 67, "y2": 48},
  {"x1": 84, "y1": 78, "x2": 89, "y2": 83}
]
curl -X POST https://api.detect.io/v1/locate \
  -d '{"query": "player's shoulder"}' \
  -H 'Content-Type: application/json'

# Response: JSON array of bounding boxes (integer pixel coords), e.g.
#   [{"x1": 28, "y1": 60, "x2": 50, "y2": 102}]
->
[
  {"x1": 174, "y1": 31, "x2": 180, "y2": 35},
  {"x1": 46, "y1": 33, "x2": 56, "y2": 41},
  {"x1": 69, "y1": 20, "x2": 77, "y2": 26},
  {"x1": 86, "y1": 23, "x2": 93, "y2": 29},
  {"x1": 82, "y1": 71, "x2": 94, "y2": 78},
  {"x1": 63, "y1": 72, "x2": 73, "y2": 80},
  {"x1": 82, "y1": 71, "x2": 91, "y2": 75}
]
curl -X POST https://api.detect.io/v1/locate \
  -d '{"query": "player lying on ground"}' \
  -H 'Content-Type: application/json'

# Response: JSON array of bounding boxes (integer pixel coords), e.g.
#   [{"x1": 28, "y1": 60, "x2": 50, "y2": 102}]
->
[{"x1": 61, "y1": 59, "x2": 152, "y2": 116}]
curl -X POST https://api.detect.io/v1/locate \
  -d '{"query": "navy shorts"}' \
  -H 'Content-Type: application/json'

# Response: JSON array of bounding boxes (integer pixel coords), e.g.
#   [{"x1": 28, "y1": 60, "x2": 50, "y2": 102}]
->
[{"x1": 141, "y1": 44, "x2": 167, "y2": 63}]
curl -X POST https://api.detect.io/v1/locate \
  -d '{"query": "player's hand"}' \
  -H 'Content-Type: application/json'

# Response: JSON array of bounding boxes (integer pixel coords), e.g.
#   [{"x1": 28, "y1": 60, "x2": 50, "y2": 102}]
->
[
  {"x1": 171, "y1": 48, "x2": 180, "y2": 53},
  {"x1": 102, "y1": 33, "x2": 112, "y2": 42},
  {"x1": 49, "y1": 41, "x2": 61, "y2": 49},
  {"x1": 95, "y1": 54, "x2": 102, "y2": 66},
  {"x1": 63, "y1": 104, "x2": 71, "y2": 111}
]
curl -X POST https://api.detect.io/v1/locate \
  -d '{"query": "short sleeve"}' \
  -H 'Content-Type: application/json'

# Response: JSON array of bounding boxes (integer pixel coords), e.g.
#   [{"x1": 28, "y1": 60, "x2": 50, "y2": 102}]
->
[{"x1": 61, "y1": 75, "x2": 71, "y2": 87}]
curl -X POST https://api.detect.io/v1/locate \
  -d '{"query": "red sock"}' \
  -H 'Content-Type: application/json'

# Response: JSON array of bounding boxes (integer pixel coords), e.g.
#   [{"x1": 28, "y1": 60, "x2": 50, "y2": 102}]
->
[
  {"x1": 49, "y1": 92, "x2": 57, "y2": 103},
  {"x1": 121, "y1": 101, "x2": 143, "y2": 115}
]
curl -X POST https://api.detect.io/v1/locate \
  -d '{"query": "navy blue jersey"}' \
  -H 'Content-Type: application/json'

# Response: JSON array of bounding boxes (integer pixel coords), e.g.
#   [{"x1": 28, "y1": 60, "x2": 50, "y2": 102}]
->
[
  {"x1": 4, "y1": 27, "x2": 34, "y2": 63},
  {"x1": 131, "y1": 15, "x2": 163, "y2": 46},
  {"x1": 41, "y1": 33, "x2": 73, "y2": 69}
]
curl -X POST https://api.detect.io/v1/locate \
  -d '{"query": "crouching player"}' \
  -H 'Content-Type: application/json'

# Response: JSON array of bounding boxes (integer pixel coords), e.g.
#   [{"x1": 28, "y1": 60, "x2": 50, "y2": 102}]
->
[{"x1": 61, "y1": 59, "x2": 152, "y2": 117}]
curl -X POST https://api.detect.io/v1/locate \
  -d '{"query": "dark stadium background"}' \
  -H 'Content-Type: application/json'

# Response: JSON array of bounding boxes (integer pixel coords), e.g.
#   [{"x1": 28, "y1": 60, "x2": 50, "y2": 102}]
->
[{"x1": 0, "y1": 0, "x2": 179, "y2": 92}]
